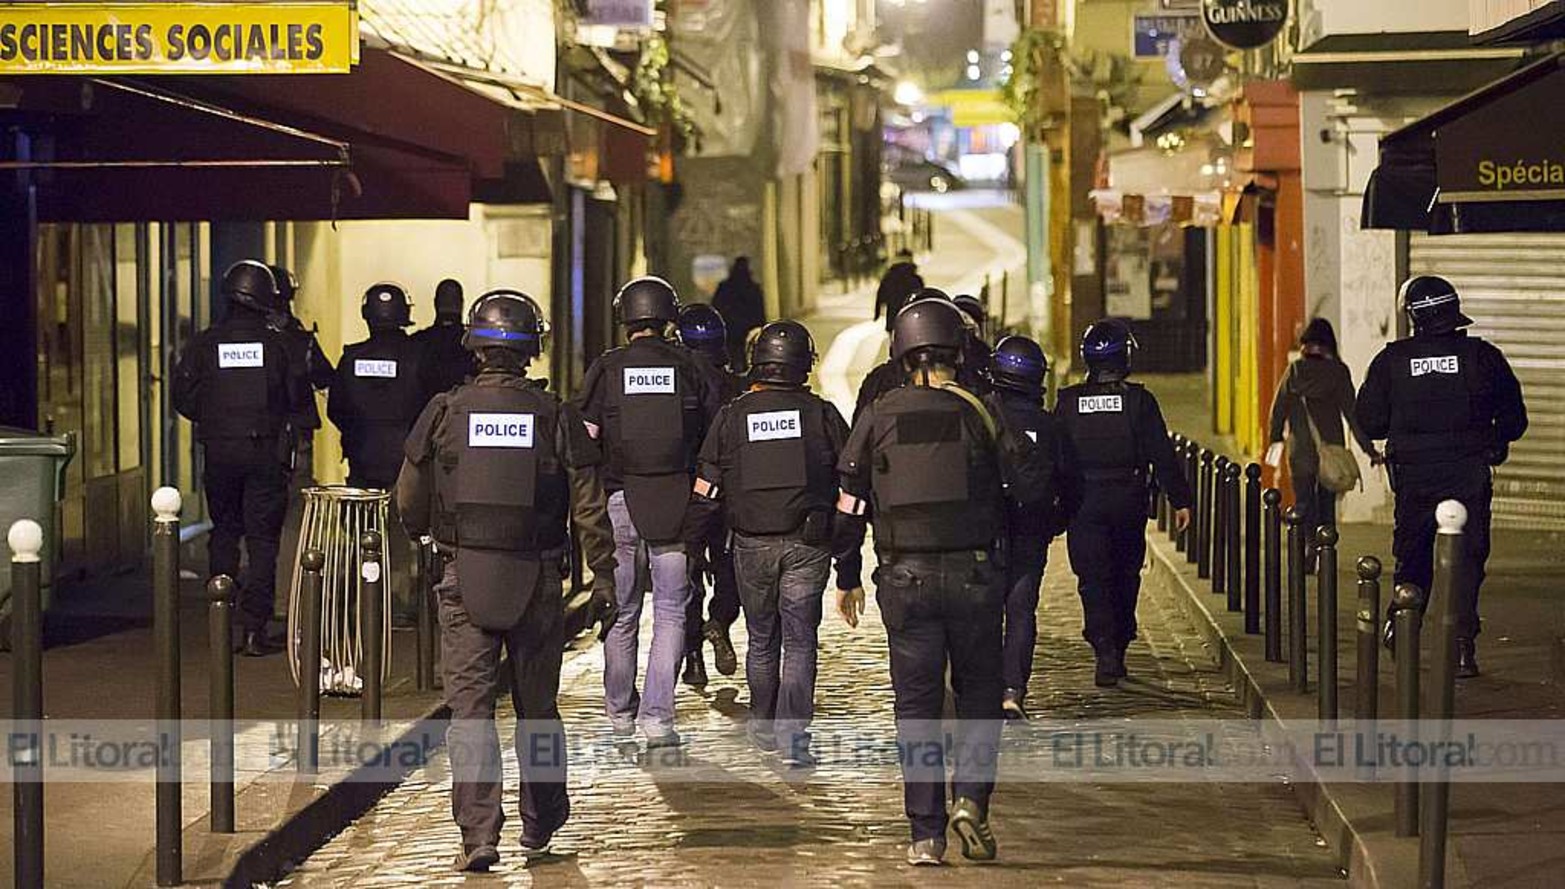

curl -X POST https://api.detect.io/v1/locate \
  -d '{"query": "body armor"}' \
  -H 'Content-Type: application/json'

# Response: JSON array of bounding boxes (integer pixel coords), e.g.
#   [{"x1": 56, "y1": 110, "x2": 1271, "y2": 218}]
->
[
  {"x1": 1057, "y1": 380, "x2": 1141, "y2": 476},
  {"x1": 727, "y1": 389, "x2": 836, "y2": 536},
  {"x1": 197, "y1": 320, "x2": 290, "y2": 441},
  {"x1": 1384, "y1": 332, "x2": 1485, "y2": 463}
]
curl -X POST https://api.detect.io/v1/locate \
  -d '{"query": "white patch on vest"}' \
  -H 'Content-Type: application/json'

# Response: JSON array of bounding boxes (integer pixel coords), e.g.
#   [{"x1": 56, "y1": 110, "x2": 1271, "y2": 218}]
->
[
  {"x1": 217, "y1": 342, "x2": 263, "y2": 368},
  {"x1": 354, "y1": 359, "x2": 398, "y2": 378},
  {"x1": 623, "y1": 367, "x2": 675, "y2": 394},
  {"x1": 1024, "y1": 429, "x2": 1038, "y2": 443},
  {"x1": 468, "y1": 412, "x2": 535, "y2": 448},
  {"x1": 1078, "y1": 394, "x2": 1123, "y2": 414},
  {"x1": 1410, "y1": 356, "x2": 1459, "y2": 377},
  {"x1": 746, "y1": 409, "x2": 802, "y2": 442}
]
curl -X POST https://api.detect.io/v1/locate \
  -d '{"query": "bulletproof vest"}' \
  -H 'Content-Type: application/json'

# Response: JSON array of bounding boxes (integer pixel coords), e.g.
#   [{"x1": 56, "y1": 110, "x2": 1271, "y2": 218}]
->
[
  {"x1": 869, "y1": 385, "x2": 1003, "y2": 552},
  {"x1": 1385, "y1": 333, "x2": 1485, "y2": 461},
  {"x1": 338, "y1": 333, "x2": 427, "y2": 426},
  {"x1": 602, "y1": 339, "x2": 704, "y2": 477},
  {"x1": 1059, "y1": 380, "x2": 1140, "y2": 474},
  {"x1": 431, "y1": 379, "x2": 569, "y2": 554},
  {"x1": 726, "y1": 389, "x2": 835, "y2": 535},
  {"x1": 996, "y1": 393, "x2": 1056, "y2": 506},
  {"x1": 197, "y1": 319, "x2": 288, "y2": 440}
]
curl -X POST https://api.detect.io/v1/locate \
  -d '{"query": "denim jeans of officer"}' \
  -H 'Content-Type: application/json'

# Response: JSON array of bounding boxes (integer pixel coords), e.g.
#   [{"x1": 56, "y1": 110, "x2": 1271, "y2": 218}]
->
[
  {"x1": 1002, "y1": 534, "x2": 1050, "y2": 692},
  {"x1": 1066, "y1": 481, "x2": 1147, "y2": 649},
  {"x1": 874, "y1": 549, "x2": 1005, "y2": 842},
  {"x1": 437, "y1": 558, "x2": 568, "y2": 848},
  {"x1": 605, "y1": 491, "x2": 691, "y2": 735},
  {"x1": 203, "y1": 437, "x2": 289, "y2": 633},
  {"x1": 1390, "y1": 460, "x2": 1492, "y2": 640},
  {"x1": 731, "y1": 532, "x2": 830, "y2": 753}
]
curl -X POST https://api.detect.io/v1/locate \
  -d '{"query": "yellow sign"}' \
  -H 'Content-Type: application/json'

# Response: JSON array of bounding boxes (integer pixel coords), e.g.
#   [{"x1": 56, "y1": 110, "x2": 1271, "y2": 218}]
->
[
  {"x1": 0, "y1": 2, "x2": 359, "y2": 75},
  {"x1": 928, "y1": 89, "x2": 1013, "y2": 128}
]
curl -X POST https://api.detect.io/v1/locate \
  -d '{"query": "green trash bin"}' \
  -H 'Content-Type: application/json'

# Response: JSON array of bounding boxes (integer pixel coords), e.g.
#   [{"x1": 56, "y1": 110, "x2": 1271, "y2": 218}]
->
[{"x1": 0, "y1": 427, "x2": 75, "y2": 644}]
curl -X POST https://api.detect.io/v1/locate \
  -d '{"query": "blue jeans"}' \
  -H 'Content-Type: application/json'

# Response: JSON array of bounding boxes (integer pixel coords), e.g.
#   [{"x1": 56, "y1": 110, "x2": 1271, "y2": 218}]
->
[
  {"x1": 732, "y1": 533, "x2": 830, "y2": 752},
  {"x1": 605, "y1": 491, "x2": 691, "y2": 735}
]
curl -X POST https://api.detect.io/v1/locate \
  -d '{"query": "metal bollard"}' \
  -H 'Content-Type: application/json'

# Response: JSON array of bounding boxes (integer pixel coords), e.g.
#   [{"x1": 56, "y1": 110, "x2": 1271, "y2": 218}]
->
[
  {"x1": 1263, "y1": 489, "x2": 1283, "y2": 662},
  {"x1": 1197, "y1": 450, "x2": 1215, "y2": 579},
  {"x1": 1225, "y1": 463, "x2": 1242, "y2": 612},
  {"x1": 1212, "y1": 456, "x2": 1230, "y2": 595},
  {"x1": 360, "y1": 531, "x2": 384, "y2": 725},
  {"x1": 1392, "y1": 583, "x2": 1426, "y2": 838},
  {"x1": 1316, "y1": 525, "x2": 1339, "y2": 723},
  {"x1": 297, "y1": 549, "x2": 325, "y2": 774},
  {"x1": 1420, "y1": 502, "x2": 1468, "y2": 889},
  {"x1": 208, "y1": 575, "x2": 236, "y2": 834},
  {"x1": 151, "y1": 487, "x2": 183, "y2": 886},
  {"x1": 1244, "y1": 464, "x2": 1262, "y2": 632},
  {"x1": 1355, "y1": 556, "x2": 1383, "y2": 722},
  {"x1": 1179, "y1": 442, "x2": 1196, "y2": 555},
  {"x1": 10, "y1": 520, "x2": 45, "y2": 889},
  {"x1": 1286, "y1": 507, "x2": 1308, "y2": 693},
  {"x1": 415, "y1": 537, "x2": 436, "y2": 692}
]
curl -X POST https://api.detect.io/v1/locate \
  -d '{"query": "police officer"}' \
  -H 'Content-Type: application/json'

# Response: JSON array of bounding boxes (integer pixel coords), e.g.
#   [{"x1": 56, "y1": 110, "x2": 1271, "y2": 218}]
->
[
  {"x1": 988, "y1": 335, "x2": 1081, "y2": 718},
  {"x1": 1356, "y1": 276, "x2": 1527, "y2": 678},
  {"x1": 270, "y1": 265, "x2": 335, "y2": 457},
  {"x1": 577, "y1": 276, "x2": 722, "y2": 747},
  {"x1": 173, "y1": 261, "x2": 307, "y2": 657},
  {"x1": 676, "y1": 303, "x2": 745, "y2": 685},
  {"x1": 689, "y1": 321, "x2": 861, "y2": 766},
  {"x1": 837, "y1": 297, "x2": 1044, "y2": 866},
  {"x1": 1055, "y1": 319, "x2": 1192, "y2": 688},
  {"x1": 854, "y1": 288, "x2": 989, "y2": 423},
  {"x1": 396, "y1": 290, "x2": 618, "y2": 872},
  {"x1": 329, "y1": 283, "x2": 430, "y2": 489},
  {"x1": 953, "y1": 294, "x2": 994, "y2": 394},
  {"x1": 412, "y1": 278, "x2": 479, "y2": 398}
]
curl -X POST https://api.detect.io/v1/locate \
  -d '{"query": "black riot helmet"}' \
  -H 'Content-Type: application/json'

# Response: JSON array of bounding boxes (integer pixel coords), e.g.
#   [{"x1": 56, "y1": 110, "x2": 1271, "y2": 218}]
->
[
  {"x1": 221, "y1": 260, "x2": 283, "y2": 314},
  {"x1": 614, "y1": 276, "x2": 681, "y2": 328},
  {"x1": 891, "y1": 296, "x2": 966, "y2": 364},
  {"x1": 1081, "y1": 318, "x2": 1139, "y2": 380},
  {"x1": 362, "y1": 282, "x2": 414, "y2": 329},
  {"x1": 462, "y1": 289, "x2": 547, "y2": 360},
  {"x1": 953, "y1": 294, "x2": 987, "y2": 336},
  {"x1": 678, "y1": 303, "x2": 729, "y2": 366},
  {"x1": 990, "y1": 335, "x2": 1048, "y2": 399},
  {"x1": 269, "y1": 265, "x2": 300, "y2": 303},
  {"x1": 1399, "y1": 275, "x2": 1473, "y2": 335},
  {"x1": 434, "y1": 278, "x2": 464, "y2": 321},
  {"x1": 748, "y1": 320, "x2": 816, "y2": 386}
]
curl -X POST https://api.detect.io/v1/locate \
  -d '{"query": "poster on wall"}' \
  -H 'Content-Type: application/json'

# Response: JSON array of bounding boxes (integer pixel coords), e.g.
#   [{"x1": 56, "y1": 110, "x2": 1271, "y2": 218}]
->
[{"x1": 1105, "y1": 227, "x2": 1153, "y2": 320}]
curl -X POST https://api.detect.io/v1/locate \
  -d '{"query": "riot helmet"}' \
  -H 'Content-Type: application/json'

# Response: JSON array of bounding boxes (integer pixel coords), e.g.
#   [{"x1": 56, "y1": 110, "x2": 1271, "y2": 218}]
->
[
  {"x1": 269, "y1": 265, "x2": 300, "y2": 303},
  {"x1": 362, "y1": 282, "x2": 414, "y2": 329},
  {"x1": 1081, "y1": 318, "x2": 1138, "y2": 379},
  {"x1": 1399, "y1": 275, "x2": 1473, "y2": 335},
  {"x1": 891, "y1": 296, "x2": 966, "y2": 365},
  {"x1": 953, "y1": 294, "x2": 987, "y2": 336},
  {"x1": 221, "y1": 260, "x2": 283, "y2": 314},
  {"x1": 614, "y1": 276, "x2": 680, "y2": 328},
  {"x1": 990, "y1": 335, "x2": 1048, "y2": 398},
  {"x1": 434, "y1": 278, "x2": 464, "y2": 321},
  {"x1": 462, "y1": 289, "x2": 547, "y2": 360},
  {"x1": 748, "y1": 320, "x2": 816, "y2": 386},
  {"x1": 678, "y1": 303, "x2": 729, "y2": 367}
]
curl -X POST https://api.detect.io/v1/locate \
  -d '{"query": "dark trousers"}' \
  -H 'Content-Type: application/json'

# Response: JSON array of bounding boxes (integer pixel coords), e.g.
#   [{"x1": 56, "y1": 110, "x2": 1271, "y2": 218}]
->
[
  {"x1": 1001, "y1": 534, "x2": 1049, "y2": 692},
  {"x1": 1066, "y1": 483, "x2": 1147, "y2": 648},
  {"x1": 203, "y1": 438, "x2": 289, "y2": 633},
  {"x1": 685, "y1": 522, "x2": 742, "y2": 653},
  {"x1": 731, "y1": 533, "x2": 830, "y2": 750},
  {"x1": 438, "y1": 558, "x2": 568, "y2": 847},
  {"x1": 1390, "y1": 461, "x2": 1492, "y2": 640},
  {"x1": 1290, "y1": 469, "x2": 1337, "y2": 563},
  {"x1": 875, "y1": 549, "x2": 1004, "y2": 842}
]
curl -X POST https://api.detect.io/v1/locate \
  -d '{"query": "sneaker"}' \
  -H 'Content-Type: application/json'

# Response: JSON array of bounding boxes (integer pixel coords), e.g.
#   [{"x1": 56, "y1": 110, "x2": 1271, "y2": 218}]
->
[
  {"x1": 681, "y1": 652, "x2": 709, "y2": 688},
  {"x1": 454, "y1": 843, "x2": 499, "y2": 873},
  {"x1": 1456, "y1": 639, "x2": 1480, "y2": 679},
  {"x1": 782, "y1": 739, "x2": 818, "y2": 768},
  {"x1": 705, "y1": 619, "x2": 738, "y2": 676},
  {"x1": 1001, "y1": 689, "x2": 1029, "y2": 721},
  {"x1": 747, "y1": 726, "x2": 779, "y2": 753},
  {"x1": 950, "y1": 796, "x2": 997, "y2": 861},
  {"x1": 645, "y1": 729, "x2": 684, "y2": 750},
  {"x1": 905, "y1": 837, "x2": 947, "y2": 866}
]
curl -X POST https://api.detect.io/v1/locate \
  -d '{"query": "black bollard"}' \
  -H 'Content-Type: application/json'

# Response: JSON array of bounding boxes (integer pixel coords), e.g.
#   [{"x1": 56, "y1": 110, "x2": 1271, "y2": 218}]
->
[
  {"x1": 208, "y1": 575, "x2": 236, "y2": 834},
  {"x1": 1421, "y1": 502, "x2": 1468, "y2": 889},
  {"x1": 360, "y1": 531, "x2": 384, "y2": 725},
  {"x1": 1355, "y1": 556, "x2": 1383, "y2": 723},
  {"x1": 1263, "y1": 489, "x2": 1283, "y2": 662},
  {"x1": 1316, "y1": 525, "x2": 1339, "y2": 723},
  {"x1": 1198, "y1": 450, "x2": 1215, "y2": 579},
  {"x1": 1225, "y1": 463, "x2": 1242, "y2": 612},
  {"x1": 151, "y1": 487, "x2": 183, "y2": 886},
  {"x1": 1285, "y1": 507, "x2": 1308, "y2": 693},
  {"x1": 1212, "y1": 456, "x2": 1230, "y2": 595},
  {"x1": 1244, "y1": 465, "x2": 1262, "y2": 632},
  {"x1": 10, "y1": 520, "x2": 45, "y2": 889},
  {"x1": 1179, "y1": 442, "x2": 1196, "y2": 555},
  {"x1": 298, "y1": 549, "x2": 325, "y2": 774},
  {"x1": 1392, "y1": 583, "x2": 1426, "y2": 838},
  {"x1": 415, "y1": 537, "x2": 436, "y2": 692}
]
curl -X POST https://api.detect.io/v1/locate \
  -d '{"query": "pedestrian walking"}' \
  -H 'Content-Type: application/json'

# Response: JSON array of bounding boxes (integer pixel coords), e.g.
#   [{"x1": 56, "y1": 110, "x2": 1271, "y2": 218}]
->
[
  {"x1": 837, "y1": 296, "x2": 1047, "y2": 866},
  {"x1": 711, "y1": 257, "x2": 766, "y2": 371},
  {"x1": 396, "y1": 290, "x2": 618, "y2": 872},
  {"x1": 172, "y1": 261, "x2": 308, "y2": 657},
  {"x1": 576, "y1": 276, "x2": 722, "y2": 747},
  {"x1": 329, "y1": 283, "x2": 430, "y2": 489},
  {"x1": 1264, "y1": 318, "x2": 1379, "y2": 570},
  {"x1": 689, "y1": 320, "x2": 862, "y2": 767},
  {"x1": 1356, "y1": 276, "x2": 1528, "y2": 677},
  {"x1": 1055, "y1": 319, "x2": 1192, "y2": 687},
  {"x1": 873, "y1": 248, "x2": 924, "y2": 334},
  {"x1": 412, "y1": 278, "x2": 479, "y2": 398}
]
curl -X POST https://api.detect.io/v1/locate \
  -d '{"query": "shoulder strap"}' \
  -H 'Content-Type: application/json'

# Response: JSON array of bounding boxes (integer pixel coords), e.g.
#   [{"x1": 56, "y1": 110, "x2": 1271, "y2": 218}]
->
[{"x1": 937, "y1": 381, "x2": 998, "y2": 440}]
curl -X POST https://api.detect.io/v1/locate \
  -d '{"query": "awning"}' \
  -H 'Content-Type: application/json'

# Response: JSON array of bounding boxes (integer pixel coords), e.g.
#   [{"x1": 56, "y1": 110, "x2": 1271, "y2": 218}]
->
[
  {"x1": 1129, "y1": 92, "x2": 1217, "y2": 149},
  {"x1": 1291, "y1": 31, "x2": 1525, "y2": 93},
  {"x1": 1362, "y1": 52, "x2": 1565, "y2": 234}
]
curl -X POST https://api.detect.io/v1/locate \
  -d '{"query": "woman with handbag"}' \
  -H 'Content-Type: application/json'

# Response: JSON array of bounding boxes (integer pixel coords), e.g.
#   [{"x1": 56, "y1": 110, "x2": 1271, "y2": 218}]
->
[{"x1": 1265, "y1": 318, "x2": 1381, "y2": 571}]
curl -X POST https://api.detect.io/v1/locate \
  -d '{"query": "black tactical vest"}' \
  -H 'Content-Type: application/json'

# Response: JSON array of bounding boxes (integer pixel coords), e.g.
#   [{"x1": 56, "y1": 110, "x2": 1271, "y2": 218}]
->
[
  {"x1": 431, "y1": 380, "x2": 569, "y2": 554},
  {"x1": 726, "y1": 389, "x2": 836, "y2": 535},
  {"x1": 1385, "y1": 333, "x2": 1484, "y2": 461},
  {"x1": 868, "y1": 385, "x2": 1003, "y2": 552},
  {"x1": 337, "y1": 334, "x2": 428, "y2": 426},
  {"x1": 602, "y1": 339, "x2": 704, "y2": 477},
  {"x1": 198, "y1": 321, "x2": 289, "y2": 441},
  {"x1": 1058, "y1": 380, "x2": 1140, "y2": 475}
]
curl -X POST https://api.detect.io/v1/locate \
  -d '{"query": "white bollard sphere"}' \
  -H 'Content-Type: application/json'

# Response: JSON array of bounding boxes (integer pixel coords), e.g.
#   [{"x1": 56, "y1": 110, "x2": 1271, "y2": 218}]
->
[
  {"x1": 8, "y1": 519, "x2": 43, "y2": 563},
  {"x1": 151, "y1": 486, "x2": 183, "y2": 522},
  {"x1": 1435, "y1": 499, "x2": 1468, "y2": 535}
]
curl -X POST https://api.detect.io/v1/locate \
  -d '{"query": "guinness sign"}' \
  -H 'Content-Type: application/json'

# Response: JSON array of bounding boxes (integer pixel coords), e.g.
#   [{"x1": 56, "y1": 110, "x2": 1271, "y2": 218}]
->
[{"x1": 1201, "y1": 0, "x2": 1287, "y2": 50}]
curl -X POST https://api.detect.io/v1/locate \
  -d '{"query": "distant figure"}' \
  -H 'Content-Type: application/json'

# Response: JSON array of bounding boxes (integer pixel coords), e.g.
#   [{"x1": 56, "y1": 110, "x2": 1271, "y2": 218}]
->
[
  {"x1": 874, "y1": 248, "x2": 924, "y2": 333},
  {"x1": 413, "y1": 278, "x2": 479, "y2": 398},
  {"x1": 712, "y1": 257, "x2": 765, "y2": 371}
]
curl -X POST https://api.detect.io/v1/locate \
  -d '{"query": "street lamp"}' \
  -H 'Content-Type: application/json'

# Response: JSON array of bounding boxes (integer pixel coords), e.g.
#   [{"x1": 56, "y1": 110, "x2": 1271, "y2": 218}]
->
[{"x1": 894, "y1": 80, "x2": 925, "y2": 106}]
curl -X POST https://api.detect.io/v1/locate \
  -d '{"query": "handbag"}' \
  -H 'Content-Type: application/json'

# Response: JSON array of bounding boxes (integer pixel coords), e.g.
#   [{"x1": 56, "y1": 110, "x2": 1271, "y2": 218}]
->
[{"x1": 1293, "y1": 366, "x2": 1361, "y2": 494}]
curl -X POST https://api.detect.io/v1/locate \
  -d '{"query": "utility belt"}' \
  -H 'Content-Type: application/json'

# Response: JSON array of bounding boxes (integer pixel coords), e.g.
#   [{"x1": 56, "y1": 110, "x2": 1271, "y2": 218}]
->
[
  {"x1": 733, "y1": 509, "x2": 833, "y2": 546},
  {"x1": 1387, "y1": 430, "x2": 1489, "y2": 465},
  {"x1": 1082, "y1": 466, "x2": 1145, "y2": 483},
  {"x1": 432, "y1": 538, "x2": 566, "y2": 563}
]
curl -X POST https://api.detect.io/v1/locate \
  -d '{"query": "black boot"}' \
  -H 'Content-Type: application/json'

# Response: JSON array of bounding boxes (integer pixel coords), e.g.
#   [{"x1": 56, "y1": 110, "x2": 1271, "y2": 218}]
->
[
  {"x1": 681, "y1": 651, "x2": 708, "y2": 687},
  {"x1": 705, "y1": 619, "x2": 738, "y2": 676},
  {"x1": 1112, "y1": 640, "x2": 1130, "y2": 679},
  {"x1": 1456, "y1": 639, "x2": 1480, "y2": 679},
  {"x1": 237, "y1": 629, "x2": 281, "y2": 658},
  {"x1": 1092, "y1": 640, "x2": 1120, "y2": 688}
]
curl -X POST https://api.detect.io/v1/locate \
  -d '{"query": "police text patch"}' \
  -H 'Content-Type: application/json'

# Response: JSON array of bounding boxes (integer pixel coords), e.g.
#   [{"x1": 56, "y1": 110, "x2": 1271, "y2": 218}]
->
[
  {"x1": 746, "y1": 409, "x2": 802, "y2": 442},
  {"x1": 354, "y1": 359, "x2": 398, "y2": 378},
  {"x1": 1024, "y1": 429, "x2": 1038, "y2": 443},
  {"x1": 1410, "y1": 356, "x2": 1459, "y2": 377},
  {"x1": 468, "y1": 413, "x2": 535, "y2": 448},
  {"x1": 1078, "y1": 394, "x2": 1123, "y2": 414},
  {"x1": 623, "y1": 367, "x2": 676, "y2": 394},
  {"x1": 217, "y1": 342, "x2": 263, "y2": 369}
]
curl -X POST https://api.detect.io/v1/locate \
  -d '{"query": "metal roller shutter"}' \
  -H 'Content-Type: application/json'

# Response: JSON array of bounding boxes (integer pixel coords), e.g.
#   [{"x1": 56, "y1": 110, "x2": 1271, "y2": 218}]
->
[{"x1": 1409, "y1": 233, "x2": 1565, "y2": 529}]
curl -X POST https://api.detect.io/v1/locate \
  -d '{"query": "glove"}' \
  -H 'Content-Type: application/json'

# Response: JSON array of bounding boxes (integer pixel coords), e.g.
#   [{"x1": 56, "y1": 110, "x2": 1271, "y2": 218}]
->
[{"x1": 589, "y1": 586, "x2": 618, "y2": 643}]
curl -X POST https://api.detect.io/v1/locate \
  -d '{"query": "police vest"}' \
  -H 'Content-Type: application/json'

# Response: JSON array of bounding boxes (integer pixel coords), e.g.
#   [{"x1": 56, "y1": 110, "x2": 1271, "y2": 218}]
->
[
  {"x1": 338, "y1": 335, "x2": 428, "y2": 426},
  {"x1": 995, "y1": 393, "x2": 1057, "y2": 510},
  {"x1": 198, "y1": 321, "x2": 290, "y2": 441},
  {"x1": 725, "y1": 389, "x2": 836, "y2": 535},
  {"x1": 431, "y1": 380, "x2": 569, "y2": 554},
  {"x1": 868, "y1": 385, "x2": 1003, "y2": 552},
  {"x1": 602, "y1": 340, "x2": 704, "y2": 477},
  {"x1": 1384, "y1": 334, "x2": 1486, "y2": 462},
  {"x1": 1058, "y1": 381, "x2": 1140, "y2": 476}
]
